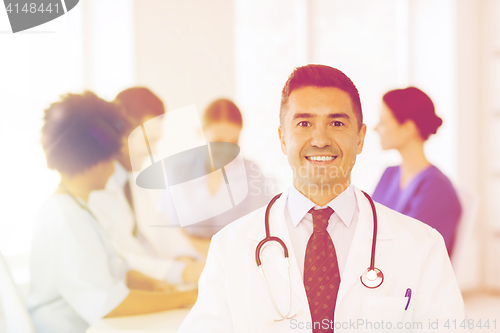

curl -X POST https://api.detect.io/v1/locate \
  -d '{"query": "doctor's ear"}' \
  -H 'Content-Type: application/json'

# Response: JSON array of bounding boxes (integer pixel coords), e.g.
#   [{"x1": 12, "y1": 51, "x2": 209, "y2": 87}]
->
[
  {"x1": 356, "y1": 124, "x2": 367, "y2": 154},
  {"x1": 278, "y1": 126, "x2": 287, "y2": 155}
]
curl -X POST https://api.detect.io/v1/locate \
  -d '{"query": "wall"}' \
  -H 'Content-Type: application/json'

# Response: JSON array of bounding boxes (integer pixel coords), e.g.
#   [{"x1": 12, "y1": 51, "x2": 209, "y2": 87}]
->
[
  {"x1": 134, "y1": 0, "x2": 235, "y2": 113},
  {"x1": 478, "y1": 0, "x2": 500, "y2": 292},
  {"x1": 82, "y1": 0, "x2": 135, "y2": 99}
]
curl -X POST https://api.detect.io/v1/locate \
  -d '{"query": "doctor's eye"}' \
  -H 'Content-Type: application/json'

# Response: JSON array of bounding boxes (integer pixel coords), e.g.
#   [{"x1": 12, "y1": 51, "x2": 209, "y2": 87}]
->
[{"x1": 297, "y1": 121, "x2": 311, "y2": 127}]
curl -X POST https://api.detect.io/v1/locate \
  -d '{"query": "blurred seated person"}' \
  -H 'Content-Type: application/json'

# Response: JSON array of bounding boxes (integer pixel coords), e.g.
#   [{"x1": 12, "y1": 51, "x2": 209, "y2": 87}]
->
[
  {"x1": 27, "y1": 92, "x2": 197, "y2": 333},
  {"x1": 159, "y1": 99, "x2": 274, "y2": 252},
  {"x1": 372, "y1": 87, "x2": 461, "y2": 256},
  {"x1": 89, "y1": 87, "x2": 205, "y2": 286}
]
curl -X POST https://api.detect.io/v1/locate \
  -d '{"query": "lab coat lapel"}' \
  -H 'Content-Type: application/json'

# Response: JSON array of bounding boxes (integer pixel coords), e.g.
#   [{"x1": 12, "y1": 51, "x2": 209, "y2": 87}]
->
[
  {"x1": 248, "y1": 190, "x2": 309, "y2": 312},
  {"x1": 336, "y1": 187, "x2": 395, "y2": 305}
]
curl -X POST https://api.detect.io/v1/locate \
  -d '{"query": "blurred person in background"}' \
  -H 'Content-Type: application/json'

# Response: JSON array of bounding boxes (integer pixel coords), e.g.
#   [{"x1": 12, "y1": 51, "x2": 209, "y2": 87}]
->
[
  {"x1": 372, "y1": 87, "x2": 462, "y2": 256},
  {"x1": 89, "y1": 87, "x2": 205, "y2": 286},
  {"x1": 27, "y1": 92, "x2": 197, "y2": 333},
  {"x1": 160, "y1": 98, "x2": 274, "y2": 254}
]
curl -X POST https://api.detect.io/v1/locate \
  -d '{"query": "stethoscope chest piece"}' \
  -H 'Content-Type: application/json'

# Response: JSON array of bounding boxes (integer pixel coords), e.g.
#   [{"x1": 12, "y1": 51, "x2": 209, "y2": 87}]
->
[{"x1": 360, "y1": 267, "x2": 384, "y2": 289}]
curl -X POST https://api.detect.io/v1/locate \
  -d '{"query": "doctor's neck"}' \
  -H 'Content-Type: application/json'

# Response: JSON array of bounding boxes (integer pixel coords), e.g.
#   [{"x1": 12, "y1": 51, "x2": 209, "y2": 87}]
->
[{"x1": 294, "y1": 179, "x2": 350, "y2": 206}]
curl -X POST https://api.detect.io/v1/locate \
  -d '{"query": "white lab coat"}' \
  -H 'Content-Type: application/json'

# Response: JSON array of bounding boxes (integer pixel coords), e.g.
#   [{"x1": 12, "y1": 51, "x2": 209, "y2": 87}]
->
[
  {"x1": 89, "y1": 162, "x2": 202, "y2": 284},
  {"x1": 179, "y1": 186, "x2": 466, "y2": 333}
]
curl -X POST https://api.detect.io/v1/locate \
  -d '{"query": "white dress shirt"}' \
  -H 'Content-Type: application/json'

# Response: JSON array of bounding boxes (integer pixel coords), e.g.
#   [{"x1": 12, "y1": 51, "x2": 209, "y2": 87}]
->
[
  {"x1": 285, "y1": 184, "x2": 358, "y2": 277},
  {"x1": 89, "y1": 162, "x2": 202, "y2": 284}
]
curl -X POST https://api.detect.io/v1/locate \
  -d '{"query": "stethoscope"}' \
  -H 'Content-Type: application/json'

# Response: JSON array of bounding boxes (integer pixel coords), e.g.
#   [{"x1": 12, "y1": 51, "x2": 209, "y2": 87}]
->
[{"x1": 255, "y1": 190, "x2": 384, "y2": 321}]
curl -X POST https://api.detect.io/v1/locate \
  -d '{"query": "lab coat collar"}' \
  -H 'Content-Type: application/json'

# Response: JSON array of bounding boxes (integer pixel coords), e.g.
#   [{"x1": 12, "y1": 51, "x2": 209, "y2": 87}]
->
[
  {"x1": 287, "y1": 184, "x2": 356, "y2": 228},
  {"x1": 335, "y1": 186, "x2": 395, "y2": 306},
  {"x1": 248, "y1": 184, "x2": 395, "y2": 241}
]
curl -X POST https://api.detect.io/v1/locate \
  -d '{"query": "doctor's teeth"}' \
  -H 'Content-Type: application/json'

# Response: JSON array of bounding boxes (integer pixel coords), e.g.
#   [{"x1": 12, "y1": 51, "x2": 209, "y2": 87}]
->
[{"x1": 308, "y1": 156, "x2": 334, "y2": 161}]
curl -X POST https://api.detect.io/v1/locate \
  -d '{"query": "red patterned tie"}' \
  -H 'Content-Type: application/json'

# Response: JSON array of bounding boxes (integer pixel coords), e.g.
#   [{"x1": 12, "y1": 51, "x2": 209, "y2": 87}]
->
[{"x1": 304, "y1": 207, "x2": 340, "y2": 333}]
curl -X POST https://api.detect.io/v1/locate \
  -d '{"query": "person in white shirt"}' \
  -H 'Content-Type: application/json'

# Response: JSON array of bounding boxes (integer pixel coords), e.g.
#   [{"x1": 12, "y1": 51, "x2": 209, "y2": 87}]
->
[
  {"x1": 89, "y1": 87, "x2": 205, "y2": 285},
  {"x1": 179, "y1": 65, "x2": 466, "y2": 333},
  {"x1": 27, "y1": 92, "x2": 197, "y2": 333}
]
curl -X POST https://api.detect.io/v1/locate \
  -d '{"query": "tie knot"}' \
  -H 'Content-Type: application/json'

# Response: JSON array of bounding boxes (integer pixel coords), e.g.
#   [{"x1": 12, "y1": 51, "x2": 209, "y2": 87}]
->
[{"x1": 309, "y1": 207, "x2": 334, "y2": 232}]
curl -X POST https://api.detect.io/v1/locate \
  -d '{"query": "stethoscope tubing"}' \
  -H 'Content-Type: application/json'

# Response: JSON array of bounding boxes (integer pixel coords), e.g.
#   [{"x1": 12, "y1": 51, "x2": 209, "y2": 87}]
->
[
  {"x1": 256, "y1": 189, "x2": 383, "y2": 298},
  {"x1": 255, "y1": 193, "x2": 286, "y2": 266},
  {"x1": 255, "y1": 190, "x2": 378, "y2": 271}
]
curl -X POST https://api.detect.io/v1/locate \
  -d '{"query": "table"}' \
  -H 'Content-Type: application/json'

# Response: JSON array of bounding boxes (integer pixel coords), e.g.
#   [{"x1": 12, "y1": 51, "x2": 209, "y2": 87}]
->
[{"x1": 86, "y1": 307, "x2": 191, "y2": 333}]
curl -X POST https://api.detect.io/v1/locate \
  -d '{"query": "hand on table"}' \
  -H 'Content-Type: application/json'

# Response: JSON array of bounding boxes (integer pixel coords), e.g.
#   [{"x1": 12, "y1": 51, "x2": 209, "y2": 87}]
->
[{"x1": 153, "y1": 279, "x2": 178, "y2": 293}]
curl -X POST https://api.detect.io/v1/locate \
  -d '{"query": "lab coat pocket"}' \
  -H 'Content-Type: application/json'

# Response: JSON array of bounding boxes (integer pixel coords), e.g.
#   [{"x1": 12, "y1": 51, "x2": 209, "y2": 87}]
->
[{"x1": 362, "y1": 297, "x2": 409, "y2": 332}]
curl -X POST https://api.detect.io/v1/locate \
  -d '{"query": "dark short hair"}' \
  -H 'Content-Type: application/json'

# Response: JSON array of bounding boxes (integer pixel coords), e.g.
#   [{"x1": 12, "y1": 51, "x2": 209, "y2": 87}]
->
[
  {"x1": 203, "y1": 98, "x2": 243, "y2": 127},
  {"x1": 280, "y1": 64, "x2": 363, "y2": 129},
  {"x1": 115, "y1": 87, "x2": 165, "y2": 124},
  {"x1": 383, "y1": 87, "x2": 442, "y2": 140},
  {"x1": 41, "y1": 91, "x2": 129, "y2": 175}
]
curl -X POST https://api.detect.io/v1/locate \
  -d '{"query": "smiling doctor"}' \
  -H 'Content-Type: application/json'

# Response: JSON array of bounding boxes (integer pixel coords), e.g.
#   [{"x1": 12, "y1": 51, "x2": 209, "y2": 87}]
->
[{"x1": 179, "y1": 65, "x2": 466, "y2": 333}]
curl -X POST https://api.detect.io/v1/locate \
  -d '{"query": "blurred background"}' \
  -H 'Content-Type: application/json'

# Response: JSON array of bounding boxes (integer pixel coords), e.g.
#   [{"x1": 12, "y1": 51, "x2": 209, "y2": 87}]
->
[{"x1": 0, "y1": 0, "x2": 499, "y2": 321}]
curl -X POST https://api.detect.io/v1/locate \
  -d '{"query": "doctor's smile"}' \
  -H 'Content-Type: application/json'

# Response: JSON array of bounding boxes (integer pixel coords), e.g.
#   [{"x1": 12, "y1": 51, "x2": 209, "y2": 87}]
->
[{"x1": 278, "y1": 85, "x2": 365, "y2": 201}]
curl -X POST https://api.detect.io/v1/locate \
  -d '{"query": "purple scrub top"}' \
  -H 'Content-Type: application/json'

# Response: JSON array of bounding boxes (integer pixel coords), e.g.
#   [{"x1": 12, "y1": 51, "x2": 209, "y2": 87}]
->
[{"x1": 372, "y1": 165, "x2": 461, "y2": 256}]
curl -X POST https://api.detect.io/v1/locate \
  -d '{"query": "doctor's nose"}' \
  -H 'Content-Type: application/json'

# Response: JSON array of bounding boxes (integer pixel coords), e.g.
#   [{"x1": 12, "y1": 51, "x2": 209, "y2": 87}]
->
[{"x1": 310, "y1": 126, "x2": 332, "y2": 148}]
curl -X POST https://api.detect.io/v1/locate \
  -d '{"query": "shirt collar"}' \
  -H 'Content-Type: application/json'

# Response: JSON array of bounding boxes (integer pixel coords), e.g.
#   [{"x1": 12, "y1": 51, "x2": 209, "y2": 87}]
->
[{"x1": 287, "y1": 184, "x2": 357, "y2": 228}]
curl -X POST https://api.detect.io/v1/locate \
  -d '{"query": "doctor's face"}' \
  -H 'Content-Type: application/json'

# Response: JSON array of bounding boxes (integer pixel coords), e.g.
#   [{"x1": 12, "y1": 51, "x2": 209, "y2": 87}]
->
[{"x1": 278, "y1": 86, "x2": 366, "y2": 196}]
